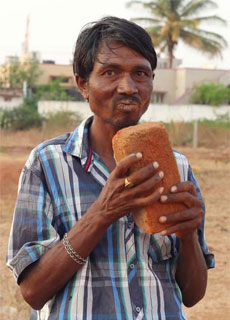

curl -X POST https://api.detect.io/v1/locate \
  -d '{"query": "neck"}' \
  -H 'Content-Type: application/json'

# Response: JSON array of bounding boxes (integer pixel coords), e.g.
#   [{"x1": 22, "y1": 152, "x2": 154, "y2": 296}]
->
[{"x1": 89, "y1": 117, "x2": 119, "y2": 172}]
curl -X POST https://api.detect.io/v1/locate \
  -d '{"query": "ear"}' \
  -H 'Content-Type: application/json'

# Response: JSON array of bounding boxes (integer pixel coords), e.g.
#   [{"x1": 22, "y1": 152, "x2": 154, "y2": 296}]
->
[{"x1": 75, "y1": 74, "x2": 89, "y2": 100}]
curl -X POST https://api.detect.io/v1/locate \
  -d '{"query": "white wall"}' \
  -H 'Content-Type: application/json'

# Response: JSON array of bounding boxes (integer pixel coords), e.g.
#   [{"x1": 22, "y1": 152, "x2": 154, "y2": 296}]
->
[
  {"x1": 38, "y1": 100, "x2": 93, "y2": 119},
  {"x1": 38, "y1": 101, "x2": 230, "y2": 123},
  {"x1": 0, "y1": 97, "x2": 23, "y2": 109},
  {"x1": 141, "y1": 104, "x2": 230, "y2": 122}
]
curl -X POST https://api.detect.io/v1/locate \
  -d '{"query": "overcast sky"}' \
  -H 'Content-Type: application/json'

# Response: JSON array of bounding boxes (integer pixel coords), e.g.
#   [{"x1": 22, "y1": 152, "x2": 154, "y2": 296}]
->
[{"x1": 0, "y1": 0, "x2": 229, "y2": 69}]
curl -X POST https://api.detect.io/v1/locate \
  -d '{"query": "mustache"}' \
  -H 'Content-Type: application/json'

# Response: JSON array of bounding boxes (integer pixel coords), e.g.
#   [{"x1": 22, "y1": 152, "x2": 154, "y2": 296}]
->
[{"x1": 112, "y1": 95, "x2": 141, "y2": 107}]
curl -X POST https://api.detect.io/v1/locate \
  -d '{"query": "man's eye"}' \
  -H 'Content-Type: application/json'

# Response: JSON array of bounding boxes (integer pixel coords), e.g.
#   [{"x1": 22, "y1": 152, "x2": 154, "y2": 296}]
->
[
  {"x1": 104, "y1": 70, "x2": 115, "y2": 76},
  {"x1": 136, "y1": 71, "x2": 145, "y2": 77}
]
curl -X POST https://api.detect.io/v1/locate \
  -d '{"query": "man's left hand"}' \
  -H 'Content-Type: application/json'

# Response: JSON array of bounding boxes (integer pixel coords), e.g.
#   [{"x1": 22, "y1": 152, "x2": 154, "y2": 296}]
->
[{"x1": 158, "y1": 181, "x2": 204, "y2": 239}]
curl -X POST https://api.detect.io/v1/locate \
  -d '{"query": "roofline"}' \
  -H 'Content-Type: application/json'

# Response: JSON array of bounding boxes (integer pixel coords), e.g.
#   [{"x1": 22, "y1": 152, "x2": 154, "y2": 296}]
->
[
  {"x1": 176, "y1": 67, "x2": 230, "y2": 72},
  {"x1": 39, "y1": 63, "x2": 229, "y2": 72},
  {"x1": 40, "y1": 63, "x2": 73, "y2": 67},
  {"x1": 156, "y1": 67, "x2": 230, "y2": 72}
]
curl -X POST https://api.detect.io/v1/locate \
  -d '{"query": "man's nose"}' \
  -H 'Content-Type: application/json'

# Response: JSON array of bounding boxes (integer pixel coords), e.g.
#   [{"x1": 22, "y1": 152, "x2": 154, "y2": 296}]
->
[{"x1": 117, "y1": 74, "x2": 138, "y2": 95}]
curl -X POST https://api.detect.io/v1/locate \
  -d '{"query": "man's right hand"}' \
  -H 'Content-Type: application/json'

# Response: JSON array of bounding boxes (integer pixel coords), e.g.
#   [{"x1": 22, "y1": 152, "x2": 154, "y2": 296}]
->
[{"x1": 91, "y1": 152, "x2": 164, "y2": 226}]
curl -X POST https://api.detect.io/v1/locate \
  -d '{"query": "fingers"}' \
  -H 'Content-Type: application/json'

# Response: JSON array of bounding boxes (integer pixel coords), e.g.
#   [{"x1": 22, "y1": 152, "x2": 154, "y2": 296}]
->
[
  {"x1": 159, "y1": 207, "x2": 204, "y2": 237},
  {"x1": 125, "y1": 170, "x2": 164, "y2": 197},
  {"x1": 160, "y1": 181, "x2": 201, "y2": 208},
  {"x1": 114, "y1": 153, "x2": 143, "y2": 178},
  {"x1": 129, "y1": 186, "x2": 164, "y2": 207},
  {"x1": 161, "y1": 219, "x2": 203, "y2": 237},
  {"x1": 160, "y1": 192, "x2": 202, "y2": 208},
  {"x1": 169, "y1": 181, "x2": 197, "y2": 196},
  {"x1": 115, "y1": 152, "x2": 163, "y2": 190},
  {"x1": 126, "y1": 161, "x2": 163, "y2": 186},
  {"x1": 158, "y1": 181, "x2": 204, "y2": 238},
  {"x1": 159, "y1": 207, "x2": 204, "y2": 224}
]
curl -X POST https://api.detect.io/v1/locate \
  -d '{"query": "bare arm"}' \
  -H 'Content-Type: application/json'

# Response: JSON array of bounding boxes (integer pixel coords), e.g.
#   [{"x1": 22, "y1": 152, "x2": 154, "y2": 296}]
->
[
  {"x1": 175, "y1": 231, "x2": 207, "y2": 307},
  {"x1": 158, "y1": 182, "x2": 207, "y2": 307},
  {"x1": 19, "y1": 153, "x2": 164, "y2": 310}
]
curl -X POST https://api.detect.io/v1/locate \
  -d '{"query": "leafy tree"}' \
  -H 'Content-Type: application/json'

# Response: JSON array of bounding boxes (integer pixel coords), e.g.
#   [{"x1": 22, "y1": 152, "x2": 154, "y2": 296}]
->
[
  {"x1": 127, "y1": 0, "x2": 227, "y2": 67},
  {"x1": 0, "y1": 58, "x2": 41, "y2": 89},
  {"x1": 36, "y1": 78, "x2": 71, "y2": 101},
  {"x1": 191, "y1": 82, "x2": 230, "y2": 106}
]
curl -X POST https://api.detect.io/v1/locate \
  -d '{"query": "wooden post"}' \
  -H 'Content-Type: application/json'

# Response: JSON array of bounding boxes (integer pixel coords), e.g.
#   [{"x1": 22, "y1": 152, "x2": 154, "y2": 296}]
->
[{"x1": 193, "y1": 120, "x2": 198, "y2": 149}]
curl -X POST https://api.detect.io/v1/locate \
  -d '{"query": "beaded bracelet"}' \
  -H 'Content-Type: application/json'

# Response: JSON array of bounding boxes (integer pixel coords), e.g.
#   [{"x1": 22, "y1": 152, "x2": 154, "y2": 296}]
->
[{"x1": 63, "y1": 233, "x2": 87, "y2": 265}]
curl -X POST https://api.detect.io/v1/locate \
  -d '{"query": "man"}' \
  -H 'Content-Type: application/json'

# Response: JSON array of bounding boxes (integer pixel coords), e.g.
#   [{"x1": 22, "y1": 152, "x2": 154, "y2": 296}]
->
[{"x1": 7, "y1": 17, "x2": 214, "y2": 320}]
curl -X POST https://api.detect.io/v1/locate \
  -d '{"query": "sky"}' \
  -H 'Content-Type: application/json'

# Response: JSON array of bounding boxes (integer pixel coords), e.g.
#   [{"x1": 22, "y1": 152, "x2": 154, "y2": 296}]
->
[{"x1": 0, "y1": 0, "x2": 230, "y2": 69}]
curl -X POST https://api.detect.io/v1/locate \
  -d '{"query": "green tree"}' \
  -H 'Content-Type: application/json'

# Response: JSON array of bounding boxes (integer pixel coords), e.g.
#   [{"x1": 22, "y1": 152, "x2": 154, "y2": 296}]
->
[
  {"x1": 0, "y1": 58, "x2": 41, "y2": 89},
  {"x1": 127, "y1": 0, "x2": 227, "y2": 67},
  {"x1": 0, "y1": 97, "x2": 42, "y2": 130},
  {"x1": 36, "y1": 78, "x2": 71, "y2": 101},
  {"x1": 191, "y1": 82, "x2": 230, "y2": 106}
]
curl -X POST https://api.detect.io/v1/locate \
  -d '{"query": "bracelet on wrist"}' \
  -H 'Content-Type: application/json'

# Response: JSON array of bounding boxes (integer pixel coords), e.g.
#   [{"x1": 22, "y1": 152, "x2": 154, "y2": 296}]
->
[{"x1": 63, "y1": 233, "x2": 87, "y2": 265}]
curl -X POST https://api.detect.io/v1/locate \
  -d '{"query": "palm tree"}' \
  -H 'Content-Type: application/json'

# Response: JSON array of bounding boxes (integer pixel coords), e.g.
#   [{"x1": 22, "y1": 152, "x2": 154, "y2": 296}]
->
[{"x1": 127, "y1": 0, "x2": 228, "y2": 67}]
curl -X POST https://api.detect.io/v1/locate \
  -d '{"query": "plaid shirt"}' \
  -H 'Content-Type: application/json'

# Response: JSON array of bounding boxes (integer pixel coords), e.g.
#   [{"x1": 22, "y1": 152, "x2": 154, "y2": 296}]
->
[{"x1": 7, "y1": 117, "x2": 214, "y2": 320}]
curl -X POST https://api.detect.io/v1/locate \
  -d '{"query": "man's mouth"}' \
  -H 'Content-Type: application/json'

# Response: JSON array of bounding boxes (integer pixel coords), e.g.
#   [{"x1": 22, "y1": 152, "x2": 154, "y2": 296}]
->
[
  {"x1": 116, "y1": 100, "x2": 139, "y2": 111},
  {"x1": 118, "y1": 99, "x2": 138, "y2": 105}
]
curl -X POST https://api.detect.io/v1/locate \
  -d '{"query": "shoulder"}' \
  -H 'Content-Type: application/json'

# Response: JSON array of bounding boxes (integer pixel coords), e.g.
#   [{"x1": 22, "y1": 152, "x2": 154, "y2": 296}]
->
[
  {"x1": 24, "y1": 132, "x2": 72, "y2": 172},
  {"x1": 22, "y1": 117, "x2": 92, "y2": 174},
  {"x1": 173, "y1": 149, "x2": 190, "y2": 182},
  {"x1": 173, "y1": 148, "x2": 188, "y2": 162}
]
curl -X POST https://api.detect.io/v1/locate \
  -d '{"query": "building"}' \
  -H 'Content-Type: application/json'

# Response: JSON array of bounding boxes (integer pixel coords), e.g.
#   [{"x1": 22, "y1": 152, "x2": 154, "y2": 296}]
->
[
  {"x1": 37, "y1": 58, "x2": 230, "y2": 105},
  {"x1": 153, "y1": 66, "x2": 230, "y2": 104},
  {"x1": 37, "y1": 61, "x2": 84, "y2": 101},
  {"x1": 1, "y1": 56, "x2": 229, "y2": 105},
  {"x1": 0, "y1": 88, "x2": 23, "y2": 109}
]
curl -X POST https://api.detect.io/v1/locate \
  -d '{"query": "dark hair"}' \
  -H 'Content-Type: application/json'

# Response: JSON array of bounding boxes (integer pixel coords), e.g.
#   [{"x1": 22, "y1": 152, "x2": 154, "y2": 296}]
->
[{"x1": 73, "y1": 16, "x2": 157, "y2": 80}]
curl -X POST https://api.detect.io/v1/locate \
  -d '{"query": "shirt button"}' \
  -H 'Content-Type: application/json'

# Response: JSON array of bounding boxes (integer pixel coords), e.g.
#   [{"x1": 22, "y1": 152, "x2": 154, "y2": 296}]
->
[
  {"x1": 136, "y1": 306, "x2": 141, "y2": 313},
  {"x1": 130, "y1": 263, "x2": 135, "y2": 269}
]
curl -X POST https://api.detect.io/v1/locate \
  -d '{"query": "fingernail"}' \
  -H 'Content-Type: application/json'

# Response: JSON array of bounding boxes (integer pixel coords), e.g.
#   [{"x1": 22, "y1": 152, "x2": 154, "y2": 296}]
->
[
  {"x1": 159, "y1": 187, "x2": 164, "y2": 194},
  {"x1": 171, "y1": 186, "x2": 177, "y2": 192},
  {"x1": 159, "y1": 171, "x2": 164, "y2": 178},
  {"x1": 153, "y1": 161, "x2": 159, "y2": 169},
  {"x1": 159, "y1": 216, "x2": 167, "y2": 223},
  {"x1": 160, "y1": 195, "x2": 167, "y2": 202},
  {"x1": 161, "y1": 230, "x2": 167, "y2": 236},
  {"x1": 136, "y1": 152, "x2": 142, "y2": 159}
]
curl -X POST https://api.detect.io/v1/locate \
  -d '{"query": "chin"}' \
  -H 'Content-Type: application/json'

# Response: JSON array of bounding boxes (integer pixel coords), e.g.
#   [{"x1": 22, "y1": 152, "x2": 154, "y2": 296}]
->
[{"x1": 113, "y1": 118, "x2": 140, "y2": 129}]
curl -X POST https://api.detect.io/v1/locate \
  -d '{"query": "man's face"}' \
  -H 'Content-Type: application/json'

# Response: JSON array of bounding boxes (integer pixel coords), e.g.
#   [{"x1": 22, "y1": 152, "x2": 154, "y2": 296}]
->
[{"x1": 79, "y1": 41, "x2": 154, "y2": 129}]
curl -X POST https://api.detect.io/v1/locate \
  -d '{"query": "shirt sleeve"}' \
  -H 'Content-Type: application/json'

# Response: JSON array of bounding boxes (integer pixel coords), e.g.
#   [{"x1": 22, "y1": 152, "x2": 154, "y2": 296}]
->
[
  {"x1": 188, "y1": 164, "x2": 215, "y2": 269},
  {"x1": 6, "y1": 149, "x2": 60, "y2": 282}
]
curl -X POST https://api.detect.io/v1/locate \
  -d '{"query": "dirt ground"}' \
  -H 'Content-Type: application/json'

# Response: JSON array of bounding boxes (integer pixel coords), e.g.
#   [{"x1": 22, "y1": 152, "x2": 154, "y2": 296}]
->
[{"x1": 0, "y1": 146, "x2": 229, "y2": 320}]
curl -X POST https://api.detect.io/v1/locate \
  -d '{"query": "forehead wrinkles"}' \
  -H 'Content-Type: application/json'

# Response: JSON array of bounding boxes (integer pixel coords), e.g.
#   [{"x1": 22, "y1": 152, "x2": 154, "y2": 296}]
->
[{"x1": 95, "y1": 42, "x2": 142, "y2": 65}]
